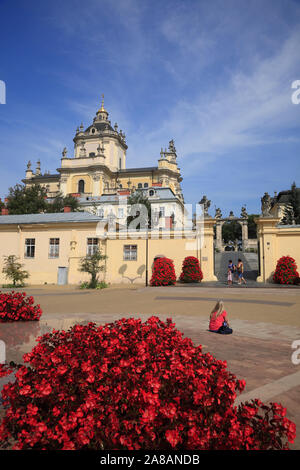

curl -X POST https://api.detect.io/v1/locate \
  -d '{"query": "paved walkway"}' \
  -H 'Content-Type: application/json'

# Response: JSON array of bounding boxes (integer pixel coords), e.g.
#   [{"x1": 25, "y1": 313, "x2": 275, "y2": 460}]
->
[{"x1": 1, "y1": 284, "x2": 300, "y2": 448}]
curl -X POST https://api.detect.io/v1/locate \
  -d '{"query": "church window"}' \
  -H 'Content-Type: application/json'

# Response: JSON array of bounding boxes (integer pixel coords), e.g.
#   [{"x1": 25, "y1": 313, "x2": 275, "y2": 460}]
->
[{"x1": 78, "y1": 179, "x2": 85, "y2": 193}]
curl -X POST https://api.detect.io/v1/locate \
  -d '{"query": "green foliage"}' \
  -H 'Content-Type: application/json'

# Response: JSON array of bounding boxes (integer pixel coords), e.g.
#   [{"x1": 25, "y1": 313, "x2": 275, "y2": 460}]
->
[
  {"x1": 6, "y1": 184, "x2": 48, "y2": 215},
  {"x1": 281, "y1": 182, "x2": 300, "y2": 225},
  {"x1": 6, "y1": 184, "x2": 80, "y2": 215},
  {"x1": 2, "y1": 255, "x2": 29, "y2": 287},
  {"x1": 222, "y1": 221, "x2": 241, "y2": 244},
  {"x1": 79, "y1": 248, "x2": 107, "y2": 289},
  {"x1": 79, "y1": 280, "x2": 109, "y2": 290},
  {"x1": 127, "y1": 191, "x2": 152, "y2": 229},
  {"x1": 247, "y1": 214, "x2": 259, "y2": 239},
  {"x1": 46, "y1": 192, "x2": 80, "y2": 213}
]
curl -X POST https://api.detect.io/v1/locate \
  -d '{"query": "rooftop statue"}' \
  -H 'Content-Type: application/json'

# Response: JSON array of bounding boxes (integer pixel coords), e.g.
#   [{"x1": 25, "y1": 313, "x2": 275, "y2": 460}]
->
[{"x1": 168, "y1": 139, "x2": 176, "y2": 153}]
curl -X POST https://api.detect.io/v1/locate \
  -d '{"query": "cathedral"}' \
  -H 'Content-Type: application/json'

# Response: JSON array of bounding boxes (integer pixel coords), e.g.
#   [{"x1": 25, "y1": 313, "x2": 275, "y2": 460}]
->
[{"x1": 22, "y1": 97, "x2": 184, "y2": 225}]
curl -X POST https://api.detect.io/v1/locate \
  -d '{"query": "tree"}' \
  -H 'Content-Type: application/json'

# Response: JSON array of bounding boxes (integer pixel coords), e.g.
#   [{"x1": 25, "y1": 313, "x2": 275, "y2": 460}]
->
[
  {"x1": 6, "y1": 184, "x2": 48, "y2": 214},
  {"x1": 79, "y1": 248, "x2": 107, "y2": 288},
  {"x1": 46, "y1": 192, "x2": 80, "y2": 213},
  {"x1": 222, "y1": 221, "x2": 241, "y2": 244},
  {"x1": 281, "y1": 182, "x2": 300, "y2": 225},
  {"x1": 2, "y1": 255, "x2": 29, "y2": 286},
  {"x1": 247, "y1": 214, "x2": 259, "y2": 239},
  {"x1": 127, "y1": 191, "x2": 152, "y2": 229}
]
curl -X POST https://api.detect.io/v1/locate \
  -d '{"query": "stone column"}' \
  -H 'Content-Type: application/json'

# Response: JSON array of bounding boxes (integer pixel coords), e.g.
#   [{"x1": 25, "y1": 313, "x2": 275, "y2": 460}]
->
[
  {"x1": 255, "y1": 216, "x2": 280, "y2": 282},
  {"x1": 241, "y1": 220, "x2": 248, "y2": 251},
  {"x1": 92, "y1": 172, "x2": 101, "y2": 196},
  {"x1": 198, "y1": 217, "x2": 218, "y2": 281},
  {"x1": 215, "y1": 220, "x2": 223, "y2": 251},
  {"x1": 60, "y1": 176, "x2": 68, "y2": 197}
]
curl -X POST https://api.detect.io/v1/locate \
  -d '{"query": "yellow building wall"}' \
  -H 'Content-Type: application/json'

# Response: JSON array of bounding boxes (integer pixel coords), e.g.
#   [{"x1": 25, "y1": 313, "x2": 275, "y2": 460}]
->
[
  {"x1": 0, "y1": 228, "x2": 20, "y2": 283},
  {"x1": 0, "y1": 220, "x2": 217, "y2": 286},
  {"x1": 256, "y1": 217, "x2": 300, "y2": 282},
  {"x1": 70, "y1": 174, "x2": 92, "y2": 194},
  {"x1": 118, "y1": 175, "x2": 154, "y2": 188}
]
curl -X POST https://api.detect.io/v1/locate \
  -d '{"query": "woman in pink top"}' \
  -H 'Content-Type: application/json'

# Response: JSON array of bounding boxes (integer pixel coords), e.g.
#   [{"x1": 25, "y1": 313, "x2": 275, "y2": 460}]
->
[{"x1": 209, "y1": 301, "x2": 232, "y2": 334}]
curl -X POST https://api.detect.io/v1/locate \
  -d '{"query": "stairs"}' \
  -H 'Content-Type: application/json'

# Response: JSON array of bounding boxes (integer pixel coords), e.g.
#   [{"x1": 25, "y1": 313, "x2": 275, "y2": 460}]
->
[{"x1": 214, "y1": 252, "x2": 258, "y2": 284}]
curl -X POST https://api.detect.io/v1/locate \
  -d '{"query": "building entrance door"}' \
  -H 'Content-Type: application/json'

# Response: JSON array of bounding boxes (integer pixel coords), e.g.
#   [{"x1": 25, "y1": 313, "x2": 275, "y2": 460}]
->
[{"x1": 57, "y1": 266, "x2": 68, "y2": 285}]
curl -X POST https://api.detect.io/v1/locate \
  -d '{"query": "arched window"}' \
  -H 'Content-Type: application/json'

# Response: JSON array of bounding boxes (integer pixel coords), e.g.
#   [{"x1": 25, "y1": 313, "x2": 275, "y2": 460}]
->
[
  {"x1": 138, "y1": 183, "x2": 143, "y2": 189},
  {"x1": 149, "y1": 190, "x2": 154, "y2": 196},
  {"x1": 78, "y1": 179, "x2": 85, "y2": 194},
  {"x1": 144, "y1": 183, "x2": 148, "y2": 188},
  {"x1": 119, "y1": 158, "x2": 122, "y2": 169}
]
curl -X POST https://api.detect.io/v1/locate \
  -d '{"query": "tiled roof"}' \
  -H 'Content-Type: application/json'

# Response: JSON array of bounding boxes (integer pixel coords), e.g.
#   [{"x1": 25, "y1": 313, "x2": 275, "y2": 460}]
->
[{"x1": 0, "y1": 212, "x2": 101, "y2": 225}]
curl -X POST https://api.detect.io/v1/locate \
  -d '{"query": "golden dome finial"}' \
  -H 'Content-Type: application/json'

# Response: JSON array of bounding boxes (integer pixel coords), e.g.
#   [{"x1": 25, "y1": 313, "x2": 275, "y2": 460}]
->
[{"x1": 100, "y1": 93, "x2": 105, "y2": 111}]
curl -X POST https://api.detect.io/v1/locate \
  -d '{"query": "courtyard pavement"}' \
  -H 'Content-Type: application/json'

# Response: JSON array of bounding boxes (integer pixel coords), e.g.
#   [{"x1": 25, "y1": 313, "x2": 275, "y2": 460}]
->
[{"x1": 1, "y1": 283, "x2": 300, "y2": 449}]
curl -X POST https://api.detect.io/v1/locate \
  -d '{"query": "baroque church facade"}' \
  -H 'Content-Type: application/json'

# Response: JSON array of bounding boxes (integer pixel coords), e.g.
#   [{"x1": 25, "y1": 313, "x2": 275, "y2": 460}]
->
[{"x1": 22, "y1": 98, "x2": 184, "y2": 226}]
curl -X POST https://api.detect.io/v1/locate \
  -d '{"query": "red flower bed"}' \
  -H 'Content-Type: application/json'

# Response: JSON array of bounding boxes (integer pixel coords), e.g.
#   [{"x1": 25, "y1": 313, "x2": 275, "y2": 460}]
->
[
  {"x1": 150, "y1": 258, "x2": 176, "y2": 286},
  {"x1": 0, "y1": 317, "x2": 296, "y2": 450},
  {"x1": 0, "y1": 292, "x2": 42, "y2": 322},
  {"x1": 273, "y1": 256, "x2": 299, "y2": 285},
  {"x1": 179, "y1": 256, "x2": 203, "y2": 283}
]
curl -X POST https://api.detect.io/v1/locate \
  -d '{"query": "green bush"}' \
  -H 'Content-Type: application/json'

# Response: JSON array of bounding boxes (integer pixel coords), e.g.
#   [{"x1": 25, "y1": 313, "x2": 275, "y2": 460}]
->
[{"x1": 79, "y1": 281, "x2": 109, "y2": 290}]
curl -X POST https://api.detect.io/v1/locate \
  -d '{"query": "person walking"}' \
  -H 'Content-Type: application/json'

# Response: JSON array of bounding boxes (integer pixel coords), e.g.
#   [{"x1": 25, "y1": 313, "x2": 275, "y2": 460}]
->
[
  {"x1": 228, "y1": 259, "x2": 235, "y2": 286},
  {"x1": 209, "y1": 300, "x2": 233, "y2": 334},
  {"x1": 237, "y1": 258, "x2": 246, "y2": 285},
  {"x1": 227, "y1": 265, "x2": 233, "y2": 286}
]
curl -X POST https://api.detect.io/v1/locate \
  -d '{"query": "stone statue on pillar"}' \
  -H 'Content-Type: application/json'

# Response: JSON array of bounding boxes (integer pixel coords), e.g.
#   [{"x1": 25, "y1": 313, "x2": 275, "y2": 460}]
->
[
  {"x1": 241, "y1": 206, "x2": 248, "y2": 219},
  {"x1": 215, "y1": 208, "x2": 222, "y2": 219},
  {"x1": 261, "y1": 192, "x2": 272, "y2": 217},
  {"x1": 199, "y1": 195, "x2": 211, "y2": 217}
]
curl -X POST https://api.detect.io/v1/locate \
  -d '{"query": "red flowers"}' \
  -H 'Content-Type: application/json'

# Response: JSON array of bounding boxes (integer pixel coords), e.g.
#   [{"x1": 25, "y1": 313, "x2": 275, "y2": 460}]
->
[
  {"x1": 0, "y1": 317, "x2": 296, "y2": 450},
  {"x1": 273, "y1": 256, "x2": 299, "y2": 285},
  {"x1": 0, "y1": 291, "x2": 42, "y2": 322},
  {"x1": 179, "y1": 256, "x2": 203, "y2": 283},
  {"x1": 150, "y1": 258, "x2": 176, "y2": 286}
]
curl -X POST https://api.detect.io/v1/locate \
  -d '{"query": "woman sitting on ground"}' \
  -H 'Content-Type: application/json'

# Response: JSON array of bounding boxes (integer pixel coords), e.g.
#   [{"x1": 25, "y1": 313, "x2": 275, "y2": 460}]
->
[{"x1": 209, "y1": 300, "x2": 233, "y2": 334}]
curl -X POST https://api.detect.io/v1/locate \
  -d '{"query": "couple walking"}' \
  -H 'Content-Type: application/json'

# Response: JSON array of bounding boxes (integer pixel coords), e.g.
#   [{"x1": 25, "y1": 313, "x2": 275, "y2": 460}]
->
[{"x1": 227, "y1": 259, "x2": 246, "y2": 286}]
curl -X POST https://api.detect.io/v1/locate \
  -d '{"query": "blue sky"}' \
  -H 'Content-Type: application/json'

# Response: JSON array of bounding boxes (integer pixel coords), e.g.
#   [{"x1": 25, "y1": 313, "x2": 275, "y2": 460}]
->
[{"x1": 0, "y1": 0, "x2": 300, "y2": 216}]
